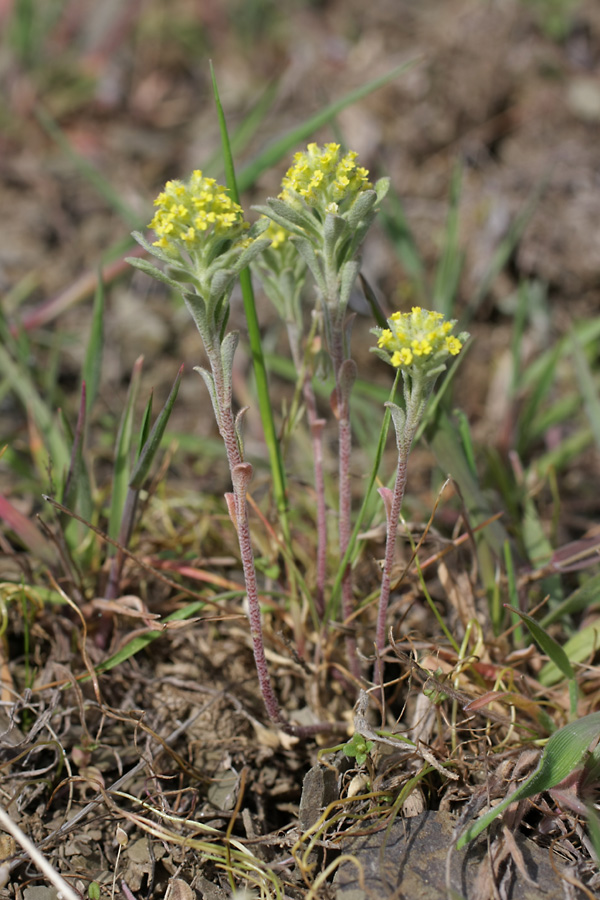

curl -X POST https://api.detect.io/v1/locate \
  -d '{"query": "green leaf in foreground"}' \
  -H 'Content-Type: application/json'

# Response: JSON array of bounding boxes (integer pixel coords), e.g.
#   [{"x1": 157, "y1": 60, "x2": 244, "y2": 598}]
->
[
  {"x1": 506, "y1": 604, "x2": 579, "y2": 717},
  {"x1": 506, "y1": 605, "x2": 574, "y2": 680},
  {"x1": 457, "y1": 712, "x2": 600, "y2": 848},
  {"x1": 94, "y1": 601, "x2": 206, "y2": 674}
]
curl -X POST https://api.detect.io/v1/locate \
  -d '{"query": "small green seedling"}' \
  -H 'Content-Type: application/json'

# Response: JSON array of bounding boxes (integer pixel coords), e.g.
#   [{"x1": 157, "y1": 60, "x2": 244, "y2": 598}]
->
[{"x1": 342, "y1": 733, "x2": 375, "y2": 766}]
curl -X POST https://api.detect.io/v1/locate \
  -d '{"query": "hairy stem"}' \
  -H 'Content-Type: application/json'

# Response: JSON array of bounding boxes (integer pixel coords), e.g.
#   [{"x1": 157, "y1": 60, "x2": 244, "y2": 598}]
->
[
  {"x1": 302, "y1": 377, "x2": 327, "y2": 616},
  {"x1": 375, "y1": 381, "x2": 430, "y2": 685},
  {"x1": 207, "y1": 344, "x2": 340, "y2": 736},
  {"x1": 230, "y1": 465, "x2": 289, "y2": 728},
  {"x1": 287, "y1": 319, "x2": 328, "y2": 618},
  {"x1": 329, "y1": 321, "x2": 360, "y2": 680}
]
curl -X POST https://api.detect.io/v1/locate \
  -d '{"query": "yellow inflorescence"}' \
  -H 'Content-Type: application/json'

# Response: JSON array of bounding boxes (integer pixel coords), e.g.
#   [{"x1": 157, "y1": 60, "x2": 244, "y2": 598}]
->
[
  {"x1": 263, "y1": 218, "x2": 288, "y2": 250},
  {"x1": 377, "y1": 307, "x2": 465, "y2": 369},
  {"x1": 149, "y1": 170, "x2": 248, "y2": 256},
  {"x1": 279, "y1": 142, "x2": 372, "y2": 210}
]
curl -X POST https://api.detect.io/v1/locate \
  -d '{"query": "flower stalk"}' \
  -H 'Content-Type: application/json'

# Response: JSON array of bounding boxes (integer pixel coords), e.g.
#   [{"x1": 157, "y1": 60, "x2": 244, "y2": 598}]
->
[
  {"x1": 255, "y1": 143, "x2": 389, "y2": 672},
  {"x1": 126, "y1": 171, "x2": 310, "y2": 733},
  {"x1": 371, "y1": 307, "x2": 468, "y2": 684},
  {"x1": 253, "y1": 225, "x2": 329, "y2": 616}
]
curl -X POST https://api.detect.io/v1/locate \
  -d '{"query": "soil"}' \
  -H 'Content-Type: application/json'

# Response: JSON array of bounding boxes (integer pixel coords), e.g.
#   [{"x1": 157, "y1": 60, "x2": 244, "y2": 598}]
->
[{"x1": 1, "y1": 0, "x2": 600, "y2": 898}]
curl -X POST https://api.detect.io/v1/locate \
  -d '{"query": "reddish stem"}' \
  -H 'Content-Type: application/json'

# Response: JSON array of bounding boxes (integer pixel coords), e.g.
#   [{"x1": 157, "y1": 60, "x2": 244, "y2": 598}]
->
[
  {"x1": 330, "y1": 325, "x2": 360, "y2": 680},
  {"x1": 208, "y1": 346, "x2": 340, "y2": 737}
]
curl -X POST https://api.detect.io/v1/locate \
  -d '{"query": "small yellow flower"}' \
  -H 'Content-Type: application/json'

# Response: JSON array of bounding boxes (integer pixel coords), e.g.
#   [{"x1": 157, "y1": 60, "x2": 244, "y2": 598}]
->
[
  {"x1": 149, "y1": 170, "x2": 249, "y2": 257},
  {"x1": 377, "y1": 329, "x2": 394, "y2": 349},
  {"x1": 373, "y1": 307, "x2": 468, "y2": 372},
  {"x1": 391, "y1": 347, "x2": 413, "y2": 367},
  {"x1": 259, "y1": 217, "x2": 288, "y2": 250},
  {"x1": 445, "y1": 336, "x2": 463, "y2": 355},
  {"x1": 279, "y1": 142, "x2": 372, "y2": 214}
]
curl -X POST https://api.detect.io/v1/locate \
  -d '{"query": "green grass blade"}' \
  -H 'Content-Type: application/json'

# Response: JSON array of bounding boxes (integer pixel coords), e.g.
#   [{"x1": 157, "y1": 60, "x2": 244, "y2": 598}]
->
[
  {"x1": 540, "y1": 572, "x2": 600, "y2": 627},
  {"x1": 503, "y1": 541, "x2": 522, "y2": 643},
  {"x1": 468, "y1": 175, "x2": 546, "y2": 320},
  {"x1": 35, "y1": 106, "x2": 142, "y2": 230},
  {"x1": 108, "y1": 356, "x2": 143, "y2": 543},
  {"x1": 534, "y1": 428, "x2": 593, "y2": 478},
  {"x1": 510, "y1": 280, "x2": 531, "y2": 398},
  {"x1": 585, "y1": 803, "x2": 600, "y2": 865},
  {"x1": 521, "y1": 490, "x2": 554, "y2": 568},
  {"x1": 94, "y1": 600, "x2": 208, "y2": 674},
  {"x1": 455, "y1": 409, "x2": 476, "y2": 479},
  {"x1": 571, "y1": 327, "x2": 600, "y2": 450},
  {"x1": 62, "y1": 383, "x2": 93, "y2": 522},
  {"x1": 137, "y1": 393, "x2": 153, "y2": 460},
  {"x1": 236, "y1": 62, "x2": 417, "y2": 192},
  {"x1": 507, "y1": 604, "x2": 578, "y2": 717},
  {"x1": 210, "y1": 63, "x2": 290, "y2": 541},
  {"x1": 326, "y1": 371, "x2": 401, "y2": 621},
  {"x1": 0, "y1": 335, "x2": 70, "y2": 481},
  {"x1": 427, "y1": 409, "x2": 511, "y2": 593},
  {"x1": 130, "y1": 364, "x2": 183, "y2": 490},
  {"x1": 457, "y1": 712, "x2": 600, "y2": 848},
  {"x1": 380, "y1": 188, "x2": 426, "y2": 297},
  {"x1": 82, "y1": 273, "x2": 104, "y2": 416},
  {"x1": 204, "y1": 80, "x2": 279, "y2": 178},
  {"x1": 507, "y1": 606, "x2": 575, "y2": 679},
  {"x1": 538, "y1": 623, "x2": 600, "y2": 687},
  {"x1": 432, "y1": 164, "x2": 463, "y2": 318}
]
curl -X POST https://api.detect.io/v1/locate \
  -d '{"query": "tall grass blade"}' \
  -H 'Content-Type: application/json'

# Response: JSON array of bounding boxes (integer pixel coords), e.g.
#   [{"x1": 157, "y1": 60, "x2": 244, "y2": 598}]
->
[
  {"x1": 427, "y1": 409, "x2": 511, "y2": 595},
  {"x1": 62, "y1": 383, "x2": 92, "y2": 522},
  {"x1": 432, "y1": 164, "x2": 463, "y2": 318},
  {"x1": 210, "y1": 63, "x2": 290, "y2": 541},
  {"x1": 236, "y1": 62, "x2": 417, "y2": 192},
  {"x1": 204, "y1": 80, "x2": 279, "y2": 178},
  {"x1": 381, "y1": 188, "x2": 426, "y2": 298},
  {"x1": 468, "y1": 176, "x2": 546, "y2": 320},
  {"x1": 510, "y1": 280, "x2": 530, "y2": 397},
  {"x1": 0, "y1": 338, "x2": 70, "y2": 481},
  {"x1": 507, "y1": 605, "x2": 574, "y2": 679},
  {"x1": 82, "y1": 273, "x2": 104, "y2": 417},
  {"x1": 585, "y1": 803, "x2": 600, "y2": 865},
  {"x1": 107, "y1": 357, "x2": 143, "y2": 544},
  {"x1": 503, "y1": 541, "x2": 522, "y2": 643},
  {"x1": 326, "y1": 372, "x2": 401, "y2": 621},
  {"x1": 130, "y1": 365, "x2": 183, "y2": 490},
  {"x1": 35, "y1": 106, "x2": 141, "y2": 230},
  {"x1": 571, "y1": 327, "x2": 600, "y2": 450}
]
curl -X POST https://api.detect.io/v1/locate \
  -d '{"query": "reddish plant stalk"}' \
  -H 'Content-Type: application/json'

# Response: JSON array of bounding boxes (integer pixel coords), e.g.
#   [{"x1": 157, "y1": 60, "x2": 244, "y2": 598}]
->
[
  {"x1": 229, "y1": 464, "x2": 289, "y2": 728},
  {"x1": 208, "y1": 349, "x2": 340, "y2": 736},
  {"x1": 302, "y1": 377, "x2": 327, "y2": 616},
  {"x1": 373, "y1": 448, "x2": 409, "y2": 686},
  {"x1": 329, "y1": 324, "x2": 360, "y2": 680},
  {"x1": 374, "y1": 387, "x2": 429, "y2": 685},
  {"x1": 286, "y1": 319, "x2": 328, "y2": 617}
]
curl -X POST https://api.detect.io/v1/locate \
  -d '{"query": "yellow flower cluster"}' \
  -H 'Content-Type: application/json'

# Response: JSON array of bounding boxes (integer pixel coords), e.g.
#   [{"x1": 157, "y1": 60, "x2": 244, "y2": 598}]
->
[
  {"x1": 263, "y1": 218, "x2": 288, "y2": 250},
  {"x1": 149, "y1": 170, "x2": 248, "y2": 256},
  {"x1": 377, "y1": 307, "x2": 465, "y2": 369},
  {"x1": 279, "y1": 142, "x2": 372, "y2": 211}
]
